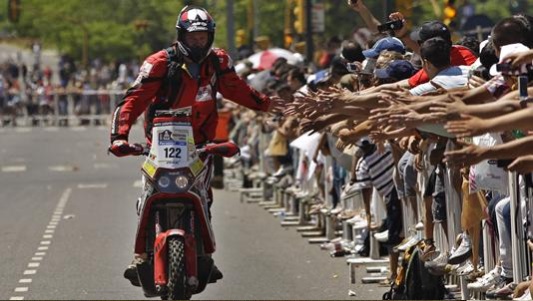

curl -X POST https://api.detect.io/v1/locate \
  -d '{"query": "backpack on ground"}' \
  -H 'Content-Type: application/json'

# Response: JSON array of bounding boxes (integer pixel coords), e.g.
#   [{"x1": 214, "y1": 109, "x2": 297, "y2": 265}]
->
[{"x1": 383, "y1": 245, "x2": 446, "y2": 300}]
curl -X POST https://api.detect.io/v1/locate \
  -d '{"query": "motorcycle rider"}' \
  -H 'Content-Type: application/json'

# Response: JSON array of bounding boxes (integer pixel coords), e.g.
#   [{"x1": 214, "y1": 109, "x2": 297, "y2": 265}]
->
[{"x1": 108, "y1": 5, "x2": 285, "y2": 286}]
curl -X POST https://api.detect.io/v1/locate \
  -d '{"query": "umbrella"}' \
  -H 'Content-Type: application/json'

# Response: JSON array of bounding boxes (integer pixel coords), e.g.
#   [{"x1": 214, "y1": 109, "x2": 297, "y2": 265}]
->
[{"x1": 246, "y1": 48, "x2": 304, "y2": 70}]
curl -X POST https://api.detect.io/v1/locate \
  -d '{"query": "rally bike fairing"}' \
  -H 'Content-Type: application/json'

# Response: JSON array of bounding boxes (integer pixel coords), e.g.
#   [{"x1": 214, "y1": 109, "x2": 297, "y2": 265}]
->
[{"x1": 131, "y1": 108, "x2": 238, "y2": 299}]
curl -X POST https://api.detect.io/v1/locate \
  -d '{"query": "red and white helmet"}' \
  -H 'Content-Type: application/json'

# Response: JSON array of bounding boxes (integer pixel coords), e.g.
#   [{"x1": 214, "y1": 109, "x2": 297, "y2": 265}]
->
[{"x1": 176, "y1": 5, "x2": 216, "y2": 63}]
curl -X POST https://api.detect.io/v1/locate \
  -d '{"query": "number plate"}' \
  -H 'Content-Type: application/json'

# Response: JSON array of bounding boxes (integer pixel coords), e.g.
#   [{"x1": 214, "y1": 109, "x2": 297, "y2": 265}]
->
[{"x1": 150, "y1": 123, "x2": 196, "y2": 170}]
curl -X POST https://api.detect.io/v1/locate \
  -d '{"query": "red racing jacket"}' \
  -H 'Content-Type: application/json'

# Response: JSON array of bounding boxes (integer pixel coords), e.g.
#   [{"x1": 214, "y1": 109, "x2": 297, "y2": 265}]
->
[{"x1": 110, "y1": 47, "x2": 271, "y2": 144}]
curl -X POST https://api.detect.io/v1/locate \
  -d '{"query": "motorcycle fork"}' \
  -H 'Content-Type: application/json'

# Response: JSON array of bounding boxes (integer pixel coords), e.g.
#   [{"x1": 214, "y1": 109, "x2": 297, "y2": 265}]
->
[{"x1": 153, "y1": 205, "x2": 199, "y2": 287}]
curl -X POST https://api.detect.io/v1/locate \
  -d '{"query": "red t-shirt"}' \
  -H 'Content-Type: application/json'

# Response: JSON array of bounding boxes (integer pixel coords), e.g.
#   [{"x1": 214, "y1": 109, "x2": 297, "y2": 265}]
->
[{"x1": 408, "y1": 45, "x2": 477, "y2": 88}]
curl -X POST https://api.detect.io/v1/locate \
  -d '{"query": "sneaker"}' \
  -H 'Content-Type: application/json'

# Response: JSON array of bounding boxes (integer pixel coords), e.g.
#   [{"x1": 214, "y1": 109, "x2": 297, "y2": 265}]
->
[
  {"x1": 415, "y1": 222, "x2": 424, "y2": 231},
  {"x1": 486, "y1": 281, "x2": 516, "y2": 300},
  {"x1": 448, "y1": 232, "x2": 472, "y2": 265},
  {"x1": 453, "y1": 260, "x2": 475, "y2": 276},
  {"x1": 466, "y1": 270, "x2": 485, "y2": 282},
  {"x1": 394, "y1": 236, "x2": 420, "y2": 252},
  {"x1": 338, "y1": 209, "x2": 358, "y2": 220},
  {"x1": 346, "y1": 215, "x2": 365, "y2": 225},
  {"x1": 374, "y1": 230, "x2": 389, "y2": 242},
  {"x1": 467, "y1": 266, "x2": 502, "y2": 292}
]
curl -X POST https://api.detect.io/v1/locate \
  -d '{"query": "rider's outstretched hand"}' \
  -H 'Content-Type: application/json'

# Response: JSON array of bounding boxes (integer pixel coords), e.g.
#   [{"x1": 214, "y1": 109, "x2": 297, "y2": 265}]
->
[{"x1": 108, "y1": 140, "x2": 144, "y2": 157}]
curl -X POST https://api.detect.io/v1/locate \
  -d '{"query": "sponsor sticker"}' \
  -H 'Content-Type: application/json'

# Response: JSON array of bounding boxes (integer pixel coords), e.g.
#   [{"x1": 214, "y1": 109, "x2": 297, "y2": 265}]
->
[
  {"x1": 196, "y1": 85, "x2": 213, "y2": 102},
  {"x1": 190, "y1": 159, "x2": 204, "y2": 176},
  {"x1": 132, "y1": 61, "x2": 153, "y2": 86},
  {"x1": 142, "y1": 159, "x2": 157, "y2": 178}
]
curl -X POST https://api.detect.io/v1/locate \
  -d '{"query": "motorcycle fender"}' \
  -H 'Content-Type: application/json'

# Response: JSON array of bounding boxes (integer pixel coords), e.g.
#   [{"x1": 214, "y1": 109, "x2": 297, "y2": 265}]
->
[
  {"x1": 153, "y1": 229, "x2": 186, "y2": 286},
  {"x1": 183, "y1": 233, "x2": 198, "y2": 280},
  {"x1": 135, "y1": 193, "x2": 216, "y2": 255}
]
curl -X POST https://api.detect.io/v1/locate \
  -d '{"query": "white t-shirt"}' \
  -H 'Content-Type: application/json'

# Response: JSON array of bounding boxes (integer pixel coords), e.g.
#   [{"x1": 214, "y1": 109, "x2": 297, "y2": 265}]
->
[
  {"x1": 409, "y1": 65, "x2": 470, "y2": 96},
  {"x1": 409, "y1": 65, "x2": 470, "y2": 138}
]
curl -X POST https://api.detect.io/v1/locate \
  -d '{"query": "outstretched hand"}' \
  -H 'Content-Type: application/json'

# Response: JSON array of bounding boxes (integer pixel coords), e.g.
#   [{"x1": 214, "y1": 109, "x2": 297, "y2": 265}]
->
[
  {"x1": 284, "y1": 87, "x2": 352, "y2": 119},
  {"x1": 444, "y1": 140, "x2": 487, "y2": 167},
  {"x1": 267, "y1": 96, "x2": 288, "y2": 114},
  {"x1": 503, "y1": 49, "x2": 533, "y2": 69},
  {"x1": 444, "y1": 114, "x2": 489, "y2": 138},
  {"x1": 429, "y1": 94, "x2": 466, "y2": 121},
  {"x1": 507, "y1": 155, "x2": 533, "y2": 174}
]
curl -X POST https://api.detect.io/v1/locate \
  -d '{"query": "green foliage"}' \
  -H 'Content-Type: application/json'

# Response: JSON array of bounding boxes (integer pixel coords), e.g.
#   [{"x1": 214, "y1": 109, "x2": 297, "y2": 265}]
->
[
  {"x1": 0, "y1": 0, "x2": 532, "y2": 65},
  {"x1": 0, "y1": 0, "x2": 183, "y2": 63}
]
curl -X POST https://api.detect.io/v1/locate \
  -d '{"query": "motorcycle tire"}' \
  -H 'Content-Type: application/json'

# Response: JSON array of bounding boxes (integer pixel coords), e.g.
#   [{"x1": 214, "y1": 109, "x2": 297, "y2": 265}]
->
[{"x1": 164, "y1": 236, "x2": 190, "y2": 300}]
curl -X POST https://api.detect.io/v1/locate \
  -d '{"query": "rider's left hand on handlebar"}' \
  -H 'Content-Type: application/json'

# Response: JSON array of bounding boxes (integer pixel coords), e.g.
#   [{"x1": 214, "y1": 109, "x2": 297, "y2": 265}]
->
[{"x1": 108, "y1": 140, "x2": 144, "y2": 157}]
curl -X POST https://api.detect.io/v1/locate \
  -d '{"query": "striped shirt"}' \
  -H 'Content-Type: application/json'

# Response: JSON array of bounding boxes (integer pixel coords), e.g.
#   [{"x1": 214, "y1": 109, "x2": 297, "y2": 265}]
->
[{"x1": 354, "y1": 144, "x2": 395, "y2": 198}]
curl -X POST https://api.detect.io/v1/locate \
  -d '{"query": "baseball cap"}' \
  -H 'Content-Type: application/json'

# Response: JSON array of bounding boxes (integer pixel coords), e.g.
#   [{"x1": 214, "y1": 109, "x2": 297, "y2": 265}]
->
[
  {"x1": 362, "y1": 37, "x2": 405, "y2": 59},
  {"x1": 410, "y1": 21, "x2": 451, "y2": 43},
  {"x1": 374, "y1": 60, "x2": 416, "y2": 80},
  {"x1": 489, "y1": 43, "x2": 530, "y2": 76}
]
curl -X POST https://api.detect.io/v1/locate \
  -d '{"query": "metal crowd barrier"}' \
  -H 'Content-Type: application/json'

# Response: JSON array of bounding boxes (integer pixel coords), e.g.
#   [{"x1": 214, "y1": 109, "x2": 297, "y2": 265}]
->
[
  {"x1": 4, "y1": 89, "x2": 126, "y2": 126},
  {"x1": 509, "y1": 172, "x2": 532, "y2": 284}
]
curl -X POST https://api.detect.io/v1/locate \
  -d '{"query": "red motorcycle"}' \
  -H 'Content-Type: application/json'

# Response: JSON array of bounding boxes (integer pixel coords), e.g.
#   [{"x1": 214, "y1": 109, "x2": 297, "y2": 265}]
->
[{"x1": 129, "y1": 108, "x2": 239, "y2": 300}]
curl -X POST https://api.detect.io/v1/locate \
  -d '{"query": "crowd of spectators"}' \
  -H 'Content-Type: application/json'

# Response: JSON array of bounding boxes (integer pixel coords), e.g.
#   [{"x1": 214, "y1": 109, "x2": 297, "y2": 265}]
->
[
  {"x1": 0, "y1": 54, "x2": 139, "y2": 126},
  {"x1": 222, "y1": 0, "x2": 533, "y2": 299}
]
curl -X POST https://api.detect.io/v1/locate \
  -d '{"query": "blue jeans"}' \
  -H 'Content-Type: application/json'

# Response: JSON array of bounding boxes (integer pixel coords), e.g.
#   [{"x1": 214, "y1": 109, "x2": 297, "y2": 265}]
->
[{"x1": 495, "y1": 197, "x2": 512, "y2": 278}]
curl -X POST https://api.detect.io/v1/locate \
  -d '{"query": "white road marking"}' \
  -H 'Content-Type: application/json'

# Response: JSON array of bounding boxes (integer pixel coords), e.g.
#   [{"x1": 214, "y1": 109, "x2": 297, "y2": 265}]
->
[
  {"x1": 48, "y1": 165, "x2": 77, "y2": 172},
  {"x1": 44, "y1": 127, "x2": 59, "y2": 132},
  {"x1": 71, "y1": 126, "x2": 87, "y2": 131},
  {"x1": 1, "y1": 166, "x2": 27, "y2": 172},
  {"x1": 77, "y1": 183, "x2": 108, "y2": 189},
  {"x1": 14, "y1": 128, "x2": 31, "y2": 133},
  {"x1": 93, "y1": 163, "x2": 114, "y2": 169},
  {"x1": 12, "y1": 188, "x2": 72, "y2": 300}
]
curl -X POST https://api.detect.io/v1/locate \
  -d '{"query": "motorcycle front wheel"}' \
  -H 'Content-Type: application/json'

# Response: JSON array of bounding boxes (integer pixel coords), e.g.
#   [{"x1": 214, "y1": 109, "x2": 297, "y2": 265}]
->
[{"x1": 164, "y1": 236, "x2": 190, "y2": 300}]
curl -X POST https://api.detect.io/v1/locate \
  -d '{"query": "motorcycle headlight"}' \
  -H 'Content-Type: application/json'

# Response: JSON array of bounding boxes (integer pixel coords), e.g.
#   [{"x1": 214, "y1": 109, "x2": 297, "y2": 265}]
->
[
  {"x1": 158, "y1": 176, "x2": 171, "y2": 188},
  {"x1": 175, "y1": 176, "x2": 189, "y2": 189}
]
